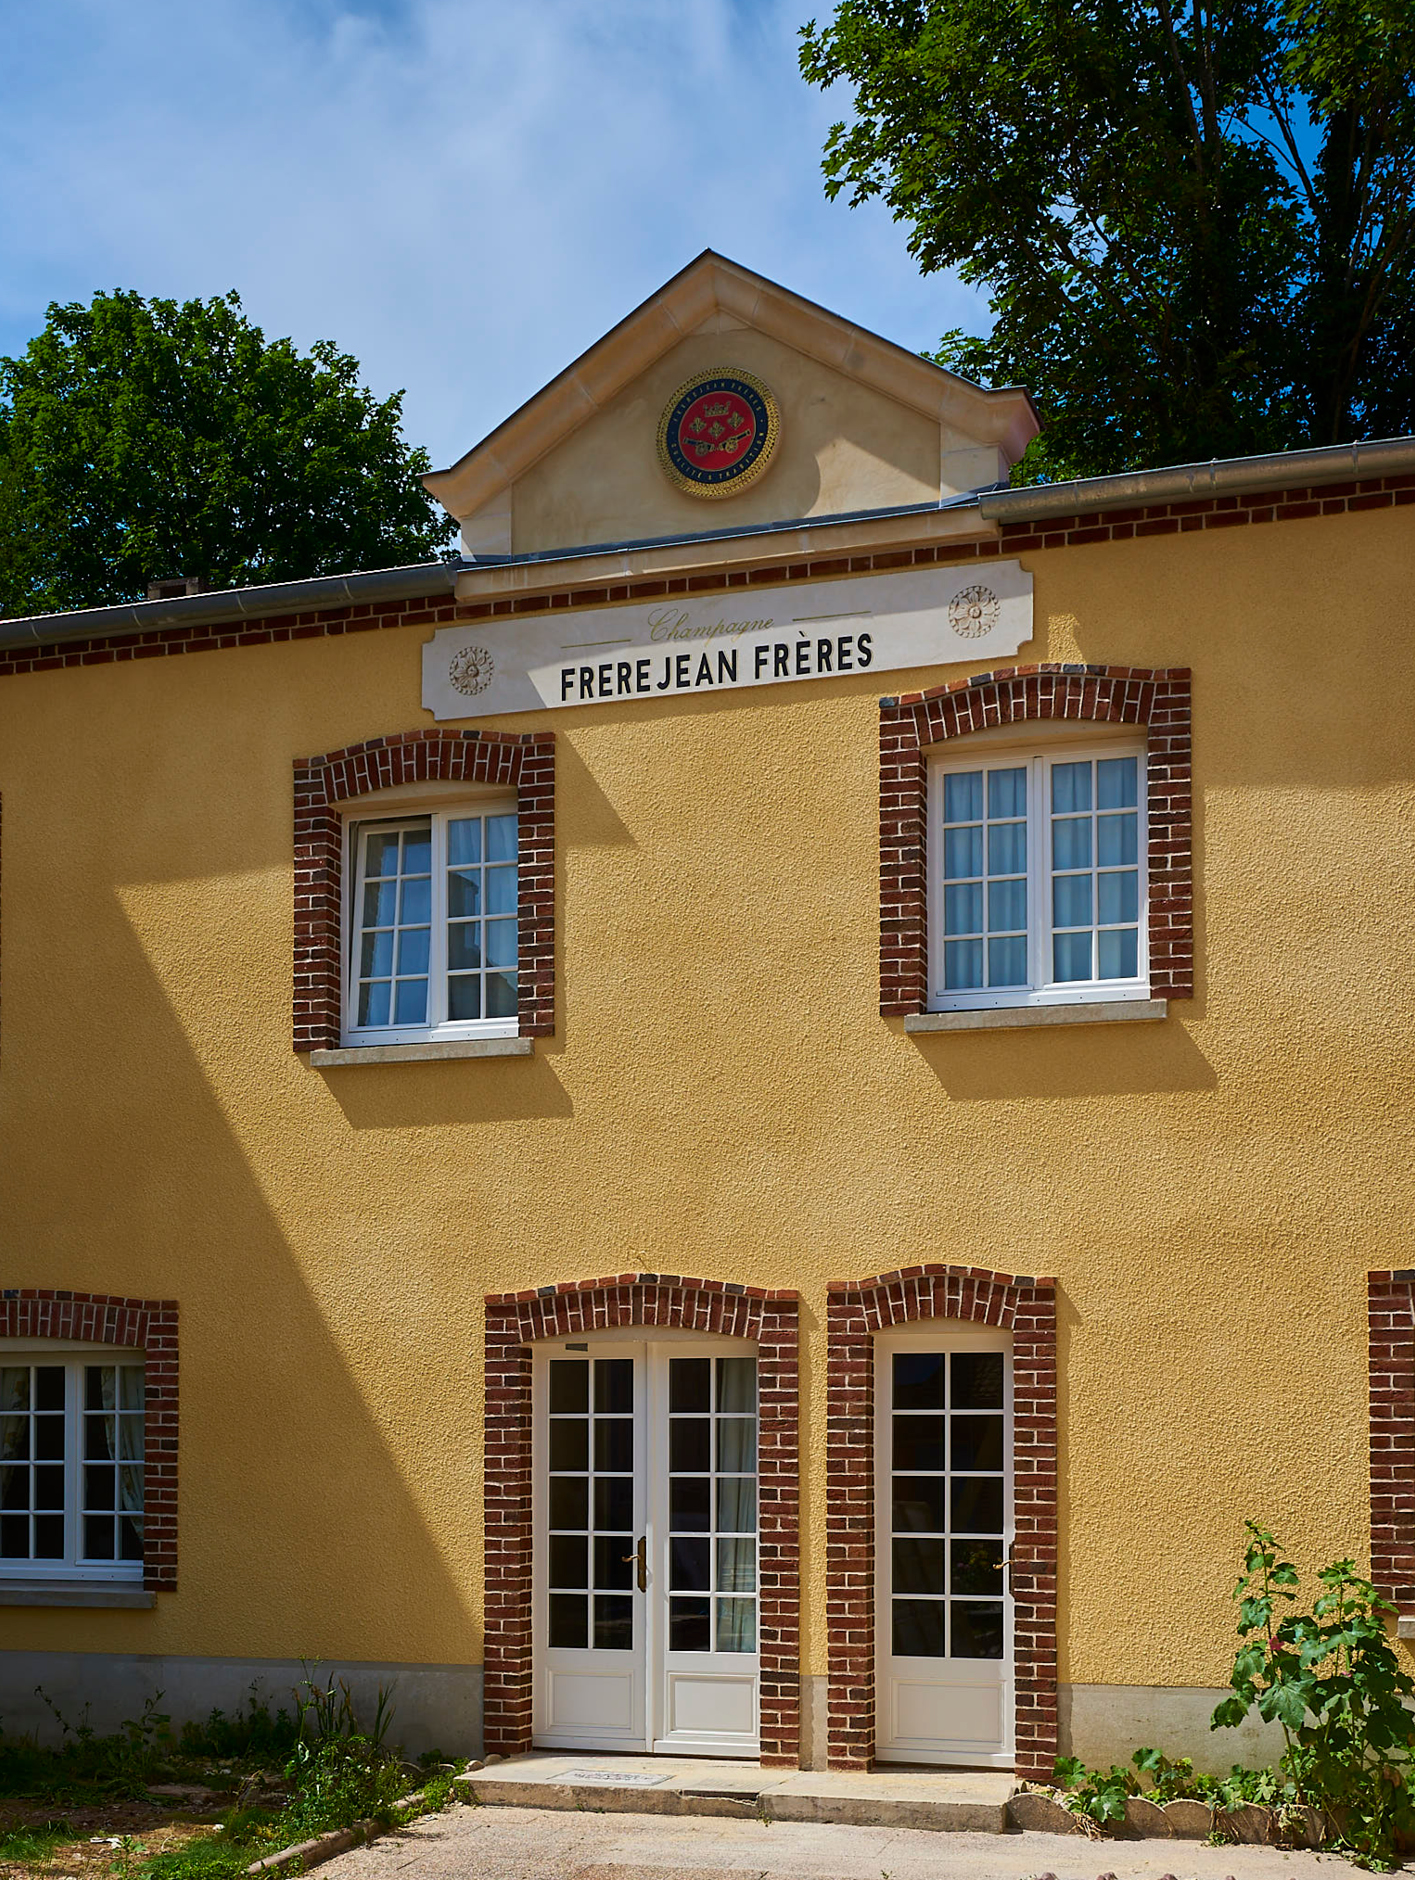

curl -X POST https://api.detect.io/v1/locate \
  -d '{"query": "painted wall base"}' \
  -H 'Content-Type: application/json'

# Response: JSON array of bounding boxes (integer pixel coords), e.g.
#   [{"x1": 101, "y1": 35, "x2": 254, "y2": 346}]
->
[
  {"x1": 1, "y1": 1653, "x2": 483, "y2": 1758},
  {"x1": 1060, "y1": 1683, "x2": 1284, "y2": 1775},
  {"x1": 798, "y1": 1673, "x2": 828, "y2": 1768},
  {"x1": 1, "y1": 1658, "x2": 1282, "y2": 1775}
]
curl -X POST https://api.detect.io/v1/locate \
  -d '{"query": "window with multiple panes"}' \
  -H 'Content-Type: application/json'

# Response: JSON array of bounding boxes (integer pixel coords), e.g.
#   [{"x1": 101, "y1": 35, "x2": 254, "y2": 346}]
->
[
  {"x1": 928, "y1": 740, "x2": 1147, "y2": 1009},
  {"x1": 666, "y1": 1355, "x2": 757, "y2": 1654},
  {"x1": 546, "y1": 1355, "x2": 637, "y2": 1652},
  {"x1": 0, "y1": 1356, "x2": 145, "y2": 1579},
  {"x1": 889, "y1": 1349, "x2": 1006, "y2": 1659},
  {"x1": 344, "y1": 802, "x2": 518, "y2": 1045}
]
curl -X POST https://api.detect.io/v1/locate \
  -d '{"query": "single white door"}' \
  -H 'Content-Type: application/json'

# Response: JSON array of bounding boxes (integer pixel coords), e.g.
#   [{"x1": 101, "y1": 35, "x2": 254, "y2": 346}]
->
[
  {"x1": 875, "y1": 1329, "x2": 1014, "y2": 1767},
  {"x1": 532, "y1": 1337, "x2": 759, "y2": 1756}
]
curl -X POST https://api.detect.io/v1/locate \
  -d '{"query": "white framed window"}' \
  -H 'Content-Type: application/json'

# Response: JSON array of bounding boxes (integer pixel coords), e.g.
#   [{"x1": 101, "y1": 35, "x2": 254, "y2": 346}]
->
[
  {"x1": 0, "y1": 1353, "x2": 145, "y2": 1580},
  {"x1": 342, "y1": 800, "x2": 519, "y2": 1045},
  {"x1": 928, "y1": 738, "x2": 1147, "y2": 1010}
]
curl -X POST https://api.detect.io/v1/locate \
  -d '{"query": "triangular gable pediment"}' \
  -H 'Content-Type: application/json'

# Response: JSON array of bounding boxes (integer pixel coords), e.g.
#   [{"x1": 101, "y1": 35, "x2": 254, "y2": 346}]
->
[{"x1": 424, "y1": 252, "x2": 1038, "y2": 558}]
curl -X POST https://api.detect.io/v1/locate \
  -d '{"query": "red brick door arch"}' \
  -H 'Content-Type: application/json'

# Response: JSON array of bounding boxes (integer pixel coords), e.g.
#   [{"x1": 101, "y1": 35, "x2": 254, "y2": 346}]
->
[
  {"x1": 825, "y1": 1266, "x2": 1057, "y2": 1777},
  {"x1": 483, "y1": 1274, "x2": 801, "y2": 1765}
]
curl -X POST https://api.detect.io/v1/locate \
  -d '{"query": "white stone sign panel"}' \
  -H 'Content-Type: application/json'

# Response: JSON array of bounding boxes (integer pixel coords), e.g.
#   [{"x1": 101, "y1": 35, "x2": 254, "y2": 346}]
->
[{"x1": 422, "y1": 562, "x2": 1033, "y2": 721}]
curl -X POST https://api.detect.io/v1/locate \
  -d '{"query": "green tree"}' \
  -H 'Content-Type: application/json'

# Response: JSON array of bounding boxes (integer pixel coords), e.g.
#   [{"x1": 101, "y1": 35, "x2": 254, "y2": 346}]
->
[
  {"x1": 800, "y1": 0, "x2": 1415, "y2": 479},
  {"x1": 0, "y1": 290, "x2": 455, "y2": 616}
]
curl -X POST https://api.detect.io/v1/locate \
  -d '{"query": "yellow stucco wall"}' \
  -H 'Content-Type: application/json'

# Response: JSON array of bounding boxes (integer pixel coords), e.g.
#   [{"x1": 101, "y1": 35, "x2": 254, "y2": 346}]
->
[
  {"x1": 510, "y1": 328, "x2": 941, "y2": 551},
  {"x1": 2, "y1": 506, "x2": 1413, "y2": 1699}
]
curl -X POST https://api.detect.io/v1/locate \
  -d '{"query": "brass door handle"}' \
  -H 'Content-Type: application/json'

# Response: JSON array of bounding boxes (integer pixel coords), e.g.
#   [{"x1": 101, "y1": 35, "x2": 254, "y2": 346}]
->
[{"x1": 621, "y1": 1536, "x2": 647, "y2": 1592}]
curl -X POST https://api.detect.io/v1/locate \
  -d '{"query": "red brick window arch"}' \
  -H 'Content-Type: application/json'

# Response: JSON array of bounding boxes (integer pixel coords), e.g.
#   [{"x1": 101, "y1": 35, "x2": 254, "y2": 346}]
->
[
  {"x1": 879, "y1": 664, "x2": 1192, "y2": 1016},
  {"x1": 483, "y1": 1274, "x2": 801, "y2": 1766},
  {"x1": 0, "y1": 1290, "x2": 178, "y2": 1590},
  {"x1": 292, "y1": 729, "x2": 555, "y2": 1053},
  {"x1": 825, "y1": 1266, "x2": 1057, "y2": 1778}
]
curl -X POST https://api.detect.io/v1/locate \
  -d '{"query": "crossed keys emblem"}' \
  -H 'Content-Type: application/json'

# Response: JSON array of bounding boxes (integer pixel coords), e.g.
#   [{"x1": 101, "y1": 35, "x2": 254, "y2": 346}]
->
[{"x1": 685, "y1": 398, "x2": 751, "y2": 458}]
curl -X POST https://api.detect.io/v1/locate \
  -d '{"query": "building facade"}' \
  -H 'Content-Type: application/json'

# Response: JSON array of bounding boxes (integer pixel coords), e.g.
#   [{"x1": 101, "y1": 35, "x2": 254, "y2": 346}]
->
[{"x1": 2, "y1": 253, "x2": 1414, "y2": 1777}]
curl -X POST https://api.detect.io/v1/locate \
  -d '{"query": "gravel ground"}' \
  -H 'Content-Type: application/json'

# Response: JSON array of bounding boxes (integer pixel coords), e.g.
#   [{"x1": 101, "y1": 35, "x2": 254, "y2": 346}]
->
[{"x1": 320, "y1": 1799, "x2": 1402, "y2": 1880}]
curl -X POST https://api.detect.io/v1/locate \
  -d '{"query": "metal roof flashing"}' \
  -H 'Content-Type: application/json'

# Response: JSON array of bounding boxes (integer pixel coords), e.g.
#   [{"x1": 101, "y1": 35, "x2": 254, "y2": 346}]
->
[
  {"x1": 0, "y1": 496, "x2": 990, "y2": 653},
  {"x1": 0, "y1": 560, "x2": 465, "y2": 651},
  {"x1": 977, "y1": 435, "x2": 1415, "y2": 523}
]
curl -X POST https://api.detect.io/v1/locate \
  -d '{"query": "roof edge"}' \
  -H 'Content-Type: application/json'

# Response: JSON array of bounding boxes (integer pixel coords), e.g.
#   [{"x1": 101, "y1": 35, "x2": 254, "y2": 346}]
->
[
  {"x1": 0, "y1": 561, "x2": 463, "y2": 653},
  {"x1": 978, "y1": 436, "x2": 1415, "y2": 522}
]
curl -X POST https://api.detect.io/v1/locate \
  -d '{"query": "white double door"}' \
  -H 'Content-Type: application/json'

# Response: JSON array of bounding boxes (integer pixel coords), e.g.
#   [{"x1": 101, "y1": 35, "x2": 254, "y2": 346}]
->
[
  {"x1": 875, "y1": 1327, "x2": 1015, "y2": 1767},
  {"x1": 532, "y1": 1335, "x2": 760, "y2": 1756}
]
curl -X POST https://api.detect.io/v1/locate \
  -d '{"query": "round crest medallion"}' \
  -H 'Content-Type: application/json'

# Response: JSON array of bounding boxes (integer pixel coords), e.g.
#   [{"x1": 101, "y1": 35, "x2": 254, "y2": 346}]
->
[{"x1": 657, "y1": 368, "x2": 780, "y2": 499}]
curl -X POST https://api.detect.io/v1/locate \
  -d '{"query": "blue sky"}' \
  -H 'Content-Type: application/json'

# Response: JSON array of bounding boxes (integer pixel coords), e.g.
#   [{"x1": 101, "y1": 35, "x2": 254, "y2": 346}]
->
[{"x1": 0, "y1": 0, "x2": 986, "y2": 471}]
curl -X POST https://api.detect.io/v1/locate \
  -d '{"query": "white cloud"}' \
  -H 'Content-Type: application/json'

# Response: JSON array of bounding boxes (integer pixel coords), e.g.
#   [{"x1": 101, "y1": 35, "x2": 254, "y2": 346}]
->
[{"x1": 0, "y1": 0, "x2": 988, "y2": 469}]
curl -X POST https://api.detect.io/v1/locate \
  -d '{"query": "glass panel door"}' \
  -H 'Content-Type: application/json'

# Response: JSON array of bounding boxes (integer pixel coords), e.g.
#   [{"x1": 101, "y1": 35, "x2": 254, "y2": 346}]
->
[
  {"x1": 876, "y1": 1337, "x2": 1014, "y2": 1766},
  {"x1": 536, "y1": 1349, "x2": 647, "y2": 1749},
  {"x1": 532, "y1": 1340, "x2": 761, "y2": 1757}
]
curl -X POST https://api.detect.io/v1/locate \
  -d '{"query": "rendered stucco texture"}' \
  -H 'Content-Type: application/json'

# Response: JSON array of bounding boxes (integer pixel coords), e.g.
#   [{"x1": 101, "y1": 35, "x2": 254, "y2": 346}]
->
[{"x1": 1, "y1": 507, "x2": 1412, "y2": 1703}]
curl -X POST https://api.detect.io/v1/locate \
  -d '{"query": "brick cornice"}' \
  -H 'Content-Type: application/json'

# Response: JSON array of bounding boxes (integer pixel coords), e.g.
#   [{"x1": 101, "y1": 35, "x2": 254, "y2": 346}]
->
[
  {"x1": 825, "y1": 1266, "x2": 1058, "y2": 1779},
  {"x1": 483, "y1": 1275, "x2": 801, "y2": 1766},
  {"x1": 996, "y1": 471, "x2": 1415, "y2": 552},
  {"x1": 0, "y1": 1290, "x2": 178, "y2": 1590},
  {"x1": 880, "y1": 664, "x2": 1193, "y2": 1016},
  {"x1": 292, "y1": 728, "x2": 555, "y2": 1052}
]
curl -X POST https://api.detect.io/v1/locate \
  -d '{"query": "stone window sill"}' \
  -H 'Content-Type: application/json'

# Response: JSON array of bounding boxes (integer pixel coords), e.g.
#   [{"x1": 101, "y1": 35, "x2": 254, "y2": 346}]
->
[
  {"x1": 311, "y1": 1038, "x2": 534, "y2": 1067},
  {"x1": 905, "y1": 1000, "x2": 1167, "y2": 1035},
  {"x1": 0, "y1": 1580, "x2": 155, "y2": 1608}
]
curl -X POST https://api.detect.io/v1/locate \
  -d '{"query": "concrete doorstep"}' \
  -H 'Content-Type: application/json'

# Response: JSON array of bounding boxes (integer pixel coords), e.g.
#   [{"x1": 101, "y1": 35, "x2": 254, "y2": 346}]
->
[{"x1": 456, "y1": 1752, "x2": 1014, "y2": 1833}]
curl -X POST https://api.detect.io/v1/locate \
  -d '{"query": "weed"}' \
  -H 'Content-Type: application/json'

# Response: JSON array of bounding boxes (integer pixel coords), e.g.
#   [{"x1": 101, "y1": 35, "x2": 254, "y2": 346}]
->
[
  {"x1": 0, "y1": 1690, "x2": 175, "y2": 1804},
  {"x1": 0, "y1": 1819, "x2": 74, "y2": 1863},
  {"x1": 1052, "y1": 1754, "x2": 1135, "y2": 1825},
  {"x1": 176, "y1": 1688, "x2": 297, "y2": 1765}
]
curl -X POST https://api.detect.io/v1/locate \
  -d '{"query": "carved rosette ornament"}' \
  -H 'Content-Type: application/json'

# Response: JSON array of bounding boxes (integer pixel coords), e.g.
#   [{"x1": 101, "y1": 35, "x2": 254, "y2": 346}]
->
[
  {"x1": 948, "y1": 585, "x2": 1001, "y2": 639},
  {"x1": 448, "y1": 644, "x2": 495, "y2": 697}
]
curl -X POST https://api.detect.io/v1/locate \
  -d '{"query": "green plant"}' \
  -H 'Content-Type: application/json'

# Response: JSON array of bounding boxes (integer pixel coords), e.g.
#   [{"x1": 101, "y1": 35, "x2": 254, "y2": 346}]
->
[
  {"x1": 1212, "y1": 1519, "x2": 1415, "y2": 1867},
  {"x1": 394, "y1": 1768, "x2": 457, "y2": 1824},
  {"x1": 280, "y1": 1737, "x2": 406, "y2": 1837},
  {"x1": 177, "y1": 1686, "x2": 297, "y2": 1764},
  {"x1": 1052, "y1": 1753, "x2": 1136, "y2": 1824},
  {"x1": 134, "y1": 1821, "x2": 280, "y2": 1880},
  {"x1": 276, "y1": 1667, "x2": 405, "y2": 1837},
  {"x1": 0, "y1": 1689, "x2": 181, "y2": 1803},
  {"x1": 289, "y1": 1665, "x2": 396, "y2": 1753},
  {"x1": 0, "y1": 1819, "x2": 74, "y2": 1863},
  {"x1": 1131, "y1": 1746, "x2": 1205, "y2": 1803}
]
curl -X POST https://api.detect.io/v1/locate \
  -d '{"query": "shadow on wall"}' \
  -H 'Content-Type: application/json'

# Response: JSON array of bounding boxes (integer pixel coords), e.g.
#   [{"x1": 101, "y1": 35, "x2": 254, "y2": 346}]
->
[
  {"x1": 316, "y1": 1054, "x2": 573, "y2": 1131},
  {"x1": 911, "y1": 1016, "x2": 1217, "y2": 1102},
  {"x1": 0, "y1": 899, "x2": 480, "y2": 1710}
]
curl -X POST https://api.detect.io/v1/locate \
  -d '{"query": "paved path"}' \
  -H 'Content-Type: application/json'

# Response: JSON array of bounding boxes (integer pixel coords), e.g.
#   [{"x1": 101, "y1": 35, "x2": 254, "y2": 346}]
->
[{"x1": 323, "y1": 1800, "x2": 1396, "y2": 1880}]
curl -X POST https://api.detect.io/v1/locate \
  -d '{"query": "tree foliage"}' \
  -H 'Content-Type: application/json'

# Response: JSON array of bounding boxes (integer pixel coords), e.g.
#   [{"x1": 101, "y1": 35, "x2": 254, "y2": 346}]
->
[
  {"x1": 800, "y1": 0, "x2": 1415, "y2": 479},
  {"x1": 0, "y1": 290, "x2": 455, "y2": 616}
]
